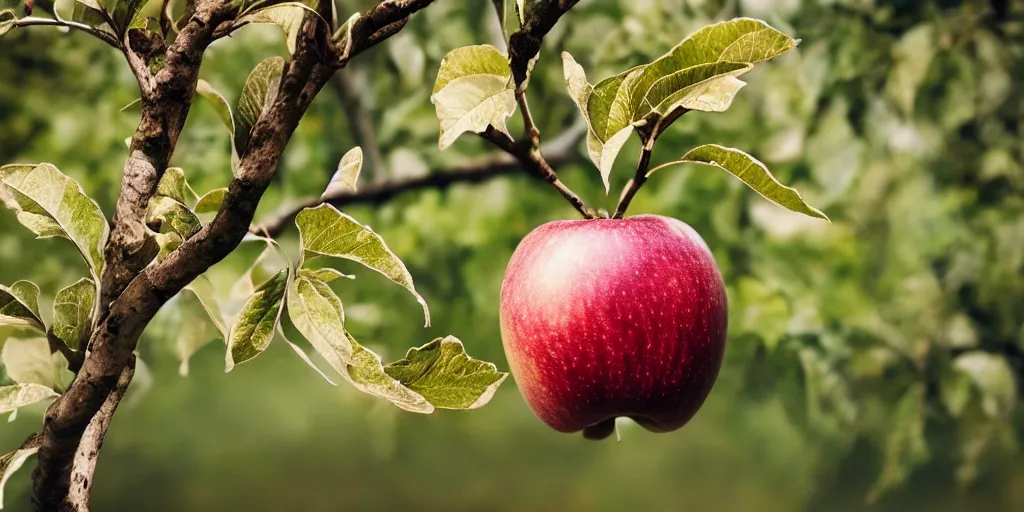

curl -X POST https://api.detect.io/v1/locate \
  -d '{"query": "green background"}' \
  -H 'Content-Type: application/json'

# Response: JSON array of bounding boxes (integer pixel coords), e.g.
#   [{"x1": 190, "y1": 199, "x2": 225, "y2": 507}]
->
[{"x1": 2, "y1": 0, "x2": 1023, "y2": 510}]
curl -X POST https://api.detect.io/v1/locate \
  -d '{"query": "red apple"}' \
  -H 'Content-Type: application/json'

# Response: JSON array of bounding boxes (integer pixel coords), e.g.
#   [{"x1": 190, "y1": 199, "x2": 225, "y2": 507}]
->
[{"x1": 499, "y1": 214, "x2": 728, "y2": 439}]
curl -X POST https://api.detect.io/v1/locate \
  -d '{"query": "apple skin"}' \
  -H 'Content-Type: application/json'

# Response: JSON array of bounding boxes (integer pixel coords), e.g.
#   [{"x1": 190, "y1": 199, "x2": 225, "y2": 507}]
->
[{"x1": 499, "y1": 214, "x2": 728, "y2": 438}]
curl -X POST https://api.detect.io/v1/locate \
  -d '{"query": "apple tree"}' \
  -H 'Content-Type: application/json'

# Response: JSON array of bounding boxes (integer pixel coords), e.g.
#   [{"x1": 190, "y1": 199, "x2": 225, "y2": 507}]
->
[{"x1": 2, "y1": 0, "x2": 1021, "y2": 510}]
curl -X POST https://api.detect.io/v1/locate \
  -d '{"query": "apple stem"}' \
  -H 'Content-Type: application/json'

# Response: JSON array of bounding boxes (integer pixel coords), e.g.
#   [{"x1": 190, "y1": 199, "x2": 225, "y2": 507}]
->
[{"x1": 612, "y1": 107, "x2": 689, "y2": 218}]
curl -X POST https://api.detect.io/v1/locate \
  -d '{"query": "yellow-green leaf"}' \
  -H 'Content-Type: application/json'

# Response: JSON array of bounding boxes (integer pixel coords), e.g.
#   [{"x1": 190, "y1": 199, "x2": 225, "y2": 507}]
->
[
  {"x1": 237, "y1": 2, "x2": 317, "y2": 55},
  {"x1": 1, "y1": 337, "x2": 69, "y2": 390},
  {"x1": 653, "y1": 144, "x2": 829, "y2": 221},
  {"x1": 196, "y1": 80, "x2": 235, "y2": 137},
  {"x1": 431, "y1": 45, "x2": 516, "y2": 150},
  {"x1": 194, "y1": 188, "x2": 227, "y2": 215},
  {"x1": 323, "y1": 146, "x2": 362, "y2": 199},
  {"x1": 0, "y1": 163, "x2": 109, "y2": 277},
  {"x1": 0, "y1": 443, "x2": 40, "y2": 510},
  {"x1": 51, "y1": 278, "x2": 95, "y2": 351},
  {"x1": 225, "y1": 268, "x2": 288, "y2": 371},
  {"x1": 0, "y1": 383, "x2": 59, "y2": 414},
  {"x1": 384, "y1": 336, "x2": 507, "y2": 409},
  {"x1": 0, "y1": 281, "x2": 44, "y2": 332},
  {"x1": 147, "y1": 196, "x2": 202, "y2": 239},
  {"x1": 155, "y1": 167, "x2": 198, "y2": 206},
  {"x1": 235, "y1": 57, "x2": 285, "y2": 155},
  {"x1": 295, "y1": 204, "x2": 429, "y2": 326}
]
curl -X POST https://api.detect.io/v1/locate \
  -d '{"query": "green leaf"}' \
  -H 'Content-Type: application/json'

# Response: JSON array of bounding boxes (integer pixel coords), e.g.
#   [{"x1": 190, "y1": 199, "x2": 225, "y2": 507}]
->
[
  {"x1": 645, "y1": 61, "x2": 752, "y2": 115},
  {"x1": 297, "y1": 268, "x2": 353, "y2": 283},
  {"x1": 147, "y1": 196, "x2": 202, "y2": 239},
  {"x1": 0, "y1": 281, "x2": 44, "y2": 332},
  {"x1": 430, "y1": 45, "x2": 516, "y2": 150},
  {"x1": 155, "y1": 167, "x2": 198, "y2": 206},
  {"x1": 225, "y1": 268, "x2": 288, "y2": 371},
  {"x1": 282, "y1": 273, "x2": 430, "y2": 411},
  {"x1": 63, "y1": 0, "x2": 111, "y2": 27},
  {"x1": 185, "y1": 275, "x2": 229, "y2": 339},
  {"x1": 344, "y1": 332, "x2": 434, "y2": 413},
  {"x1": 107, "y1": 0, "x2": 148, "y2": 33},
  {"x1": 869, "y1": 384, "x2": 928, "y2": 503},
  {"x1": 651, "y1": 145, "x2": 829, "y2": 221},
  {"x1": 0, "y1": 164, "x2": 109, "y2": 278},
  {"x1": 286, "y1": 274, "x2": 354, "y2": 365},
  {"x1": 1, "y1": 337, "x2": 69, "y2": 390},
  {"x1": 194, "y1": 188, "x2": 227, "y2": 215},
  {"x1": 562, "y1": 52, "x2": 627, "y2": 193},
  {"x1": 611, "y1": 17, "x2": 797, "y2": 125},
  {"x1": 176, "y1": 305, "x2": 216, "y2": 377},
  {"x1": 295, "y1": 204, "x2": 429, "y2": 326},
  {"x1": 0, "y1": 9, "x2": 16, "y2": 38},
  {"x1": 432, "y1": 45, "x2": 512, "y2": 94},
  {"x1": 0, "y1": 443, "x2": 40, "y2": 509},
  {"x1": 235, "y1": 57, "x2": 285, "y2": 155},
  {"x1": 237, "y1": 2, "x2": 316, "y2": 55},
  {"x1": 0, "y1": 383, "x2": 59, "y2": 414},
  {"x1": 153, "y1": 231, "x2": 182, "y2": 262},
  {"x1": 384, "y1": 336, "x2": 507, "y2": 409},
  {"x1": 885, "y1": 23, "x2": 936, "y2": 116},
  {"x1": 564, "y1": 19, "x2": 797, "y2": 185},
  {"x1": 322, "y1": 147, "x2": 362, "y2": 199},
  {"x1": 195, "y1": 80, "x2": 235, "y2": 137},
  {"x1": 51, "y1": 278, "x2": 95, "y2": 351},
  {"x1": 953, "y1": 352, "x2": 1016, "y2": 419}
]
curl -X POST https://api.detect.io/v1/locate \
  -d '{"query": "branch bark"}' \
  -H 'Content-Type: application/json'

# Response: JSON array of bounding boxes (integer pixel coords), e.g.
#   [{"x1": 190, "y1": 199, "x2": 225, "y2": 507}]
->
[
  {"x1": 255, "y1": 123, "x2": 586, "y2": 237},
  {"x1": 30, "y1": 1, "x2": 436, "y2": 510}
]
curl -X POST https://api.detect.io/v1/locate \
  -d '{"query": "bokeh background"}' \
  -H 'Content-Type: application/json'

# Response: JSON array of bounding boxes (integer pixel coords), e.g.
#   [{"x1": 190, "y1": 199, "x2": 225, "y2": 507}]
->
[{"x1": 2, "y1": 0, "x2": 1023, "y2": 510}]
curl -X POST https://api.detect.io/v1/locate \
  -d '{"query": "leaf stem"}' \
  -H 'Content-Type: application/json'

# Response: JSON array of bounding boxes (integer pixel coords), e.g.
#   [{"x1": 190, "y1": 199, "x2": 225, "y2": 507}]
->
[{"x1": 612, "y1": 108, "x2": 688, "y2": 218}]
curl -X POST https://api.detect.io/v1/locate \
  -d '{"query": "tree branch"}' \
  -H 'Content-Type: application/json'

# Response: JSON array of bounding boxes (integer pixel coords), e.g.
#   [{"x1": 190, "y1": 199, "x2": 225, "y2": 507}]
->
[
  {"x1": 255, "y1": 122, "x2": 586, "y2": 237},
  {"x1": 6, "y1": 16, "x2": 120, "y2": 48},
  {"x1": 29, "y1": 3, "x2": 435, "y2": 508},
  {"x1": 98, "y1": 1, "x2": 234, "y2": 323}
]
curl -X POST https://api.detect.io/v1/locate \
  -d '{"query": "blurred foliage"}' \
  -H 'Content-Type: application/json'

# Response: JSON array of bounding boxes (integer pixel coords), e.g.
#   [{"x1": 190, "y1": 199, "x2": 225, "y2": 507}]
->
[{"x1": 2, "y1": 0, "x2": 1024, "y2": 510}]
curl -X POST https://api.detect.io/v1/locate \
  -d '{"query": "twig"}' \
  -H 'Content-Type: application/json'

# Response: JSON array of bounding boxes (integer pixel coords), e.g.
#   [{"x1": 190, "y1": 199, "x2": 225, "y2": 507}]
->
[
  {"x1": 516, "y1": 90, "x2": 540, "y2": 147},
  {"x1": 612, "y1": 107, "x2": 688, "y2": 218},
  {"x1": 9, "y1": 17, "x2": 121, "y2": 48},
  {"x1": 255, "y1": 123, "x2": 586, "y2": 237},
  {"x1": 480, "y1": 126, "x2": 597, "y2": 219},
  {"x1": 476, "y1": 0, "x2": 594, "y2": 218}
]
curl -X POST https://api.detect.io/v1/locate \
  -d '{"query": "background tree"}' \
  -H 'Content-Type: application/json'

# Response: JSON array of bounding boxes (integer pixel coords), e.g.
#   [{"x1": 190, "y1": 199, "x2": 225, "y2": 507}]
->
[{"x1": 1, "y1": 0, "x2": 1022, "y2": 511}]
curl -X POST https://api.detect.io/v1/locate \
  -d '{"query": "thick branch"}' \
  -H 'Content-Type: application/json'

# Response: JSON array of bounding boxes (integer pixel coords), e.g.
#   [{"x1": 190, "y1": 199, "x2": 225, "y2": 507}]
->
[
  {"x1": 256, "y1": 123, "x2": 586, "y2": 237},
  {"x1": 30, "y1": 3, "x2": 434, "y2": 508},
  {"x1": 97, "y1": 1, "x2": 233, "y2": 323}
]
